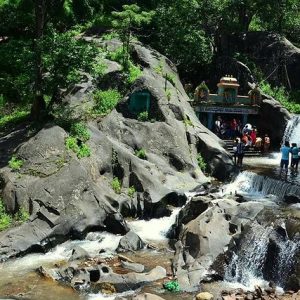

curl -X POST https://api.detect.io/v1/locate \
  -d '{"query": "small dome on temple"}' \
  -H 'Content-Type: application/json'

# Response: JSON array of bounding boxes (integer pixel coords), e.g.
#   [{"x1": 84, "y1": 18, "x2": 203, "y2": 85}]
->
[
  {"x1": 218, "y1": 76, "x2": 240, "y2": 88},
  {"x1": 220, "y1": 76, "x2": 239, "y2": 84}
]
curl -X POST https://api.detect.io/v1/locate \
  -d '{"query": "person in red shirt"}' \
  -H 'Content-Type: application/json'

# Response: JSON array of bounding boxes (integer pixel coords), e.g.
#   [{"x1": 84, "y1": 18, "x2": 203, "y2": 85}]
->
[{"x1": 250, "y1": 129, "x2": 257, "y2": 147}]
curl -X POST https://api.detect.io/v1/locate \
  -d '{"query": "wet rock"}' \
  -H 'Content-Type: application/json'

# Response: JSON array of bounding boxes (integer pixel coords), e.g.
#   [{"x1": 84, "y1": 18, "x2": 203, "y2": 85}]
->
[
  {"x1": 117, "y1": 231, "x2": 145, "y2": 252},
  {"x1": 196, "y1": 292, "x2": 214, "y2": 300},
  {"x1": 121, "y1": 260, "x2": 145, "y2": 273},
  {"x1": 132, "y1": 293, "x2": 166, "y2": 300},
  {"x1": 91, "y1": 282, "x2": 116, "y2": 294},
  {"x1": 173, "y1": 199, "x2": 264, "y2": 290},
  {"x1": 69, "y1": 246, "x2": 91, "y2": 261}
]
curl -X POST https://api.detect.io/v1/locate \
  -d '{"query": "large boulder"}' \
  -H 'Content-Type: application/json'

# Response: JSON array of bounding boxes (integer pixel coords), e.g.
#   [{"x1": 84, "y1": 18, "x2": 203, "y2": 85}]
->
[
  {"x1": 172, "y1": 198, "x2": 264, "y2": 291},
  {"x1": 257, "y1": 96, "x2": 291, "y2": 146},
  {"x1": 222, "y1": 32, "x2": 300, "y2": 90},
  {"x1": 117, "y1": 231, "x2": 145, "y2": 253},
  {"x1": 0, "y1": 40, "x2": 234, "y2": 259}
]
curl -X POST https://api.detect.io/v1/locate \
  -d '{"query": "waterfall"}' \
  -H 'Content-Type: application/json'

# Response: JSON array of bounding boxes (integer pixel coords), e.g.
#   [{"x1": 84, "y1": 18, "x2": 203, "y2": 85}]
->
[
  {"x1": 225, "y1": 223, "x2": 273, "y2": 286},
  {"x1": 224, "y1": 171, "x2": 300, "y2": 202},
  {"x1": 225, "y1": 222, "x2": 299, "y2": 288},
  {"x1": 282, "y1": 115, "x2": 300, "y2": 143}
]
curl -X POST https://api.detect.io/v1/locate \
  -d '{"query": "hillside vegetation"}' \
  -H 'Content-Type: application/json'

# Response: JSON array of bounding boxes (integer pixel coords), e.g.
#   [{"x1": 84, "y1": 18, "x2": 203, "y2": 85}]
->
[{"x1": 0, "y1": 0, "x2": 300, "y2": 127}]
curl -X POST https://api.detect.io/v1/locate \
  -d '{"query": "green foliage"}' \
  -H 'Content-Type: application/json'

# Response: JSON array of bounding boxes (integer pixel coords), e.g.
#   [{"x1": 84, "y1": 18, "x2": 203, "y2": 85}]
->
[
  {"x1": 197, "y1": 153, "x2": 207, "y2": 172},
  {"x1": 154, "y1": 60, "x2": 164, "y2": 75},
  {"x1": 165, "y1": 89, "x2": 172, "y2": 101},
  {"x1": 42, "y1": 29, "x2": 98, "y2": 95},
  {"x1": 164, "y1": 73, "x2": 176, "y2": 86},
  {"x1": 8, "y1": 156, "x2": 23, "y2": 171},
  {"x1": 127, "y1": 62, "x2": 142, "y2": 84},
  {"x1": 0, "y1": 199, "x2": 12, "y2": 231},
  {"x1": 183, "y1": 118, "x2": 193, "y2": 127},
  {"x1": 77, "y1": 143, "x2": 91, "y2": 158},
  {"x1": 233, "y1": 53, "x2": 264, "y2": 82},
  {"x1": 0, "y1": 110, "x2": 29, "y2": 129},
  {"x1": 92, "y1": 62, "x2": 107, "y2": 78},
  {"x1": 111, "y1": 177, "x2": 121, "y2": 194},
  {"x1": 0, "y1": 198, "x2": 30, "y2": 231},
  {"x1": 135, "y1": 148, "x2": 147, "y2": 160},
  {"x1": 66, "y1": 136, "x2": 80, "y2": 153},
  {"x1": 128, "y1": 186, "x2": 136, "y2": 198},
  {"x1": 70, "y1": 122, "x2": 91, "y2": 142},
  {"x1": 101, "y1": 31, "x2": 118, "y2": 41},
  {"x1": 153, "y1": 0, "x2": 214, "y2": 73},
  {"x1": 260, "y1": 82, "x2": 300, "y2": 113},
  {"x1": 112, "y1": 4, "x2": 154, "y2": 70},
  {"x1": 15, "y1": 207, "x2": 30, "y2": 223},
  {"x1": 94, "y1": 89, "x2": 122, "y2": 116},
  {"x1": 65, "y1": 136, "x2": 90, "y2": 159},
  {"x1": 163, "y1": 280, "x2": 180, "y2": 292},
  {"x1": 0, "y1": 94, "x2": 5, "y2": 108},
  {"x1": 107, "y1": 47, "x2": 125, "y2": 64},
  {"x1": 137, "y1": 111, "x2": 149, "y2": 122}
]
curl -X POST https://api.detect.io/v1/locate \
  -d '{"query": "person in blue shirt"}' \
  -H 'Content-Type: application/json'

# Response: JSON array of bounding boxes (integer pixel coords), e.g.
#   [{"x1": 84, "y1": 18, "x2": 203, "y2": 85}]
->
[
  {"x1": 280, "y1": 141, "x2": 291, "y2": 172},
  {"x1": 290, "y1": 143, "x2": 299, "y2": 171}
]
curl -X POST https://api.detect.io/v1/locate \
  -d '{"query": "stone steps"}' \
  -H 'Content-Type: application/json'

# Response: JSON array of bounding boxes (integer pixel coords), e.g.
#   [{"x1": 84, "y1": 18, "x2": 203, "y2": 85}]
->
[{"x1": 223, "y1": 139, "x2": 263, "y2": 157}]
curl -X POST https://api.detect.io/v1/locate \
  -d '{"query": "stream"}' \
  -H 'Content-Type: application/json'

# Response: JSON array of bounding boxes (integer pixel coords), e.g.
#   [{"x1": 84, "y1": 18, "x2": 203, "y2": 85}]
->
[{"x1": 0, "y1": 116, "x2": 300, "y2": 299}]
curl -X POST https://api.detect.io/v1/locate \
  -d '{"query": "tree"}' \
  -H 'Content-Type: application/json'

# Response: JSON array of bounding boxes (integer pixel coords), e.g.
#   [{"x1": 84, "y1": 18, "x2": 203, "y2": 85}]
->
[
  {"x1": 152, "y1": 0, "x2": 214, "y2": 74},
  {"x1": 111, "y1": 4, "x2": 153, "y2": 70}
]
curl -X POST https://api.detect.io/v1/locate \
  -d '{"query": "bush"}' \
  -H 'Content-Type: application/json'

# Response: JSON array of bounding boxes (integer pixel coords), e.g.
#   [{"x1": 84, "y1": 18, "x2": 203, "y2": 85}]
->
[
  {"x1": 111, "y1": 177, "x2": 121, "y2": 194},
  {"x1": 0, "y1": 110, "x2": 29, "y2": 129},
  {"x1": 127, "y1": 62, "x2": 142, "y2": 84},
  {"x1": 197, "y1": 153, "x2": 207, "y2": 172},
  {"x1": 0, "y1": 199, "x2": 12, "y2": 231},
  {"x1": 135, "y1": 148, "x2": 147, "y2": 160},
  {"x1": 65, "y1": 137, "x2": 91, "y2": 159},
  {"x1": 15, "y1": 207, "x2": 30, "y2": 222},
  {"x1": 65, "y1": 136, "x2": 80, "y2": 153},
  {"x1": 107, "y1": 47, "x2": 125, "y2": 64},
  {"x1": 77, "y1": 143, "x2": 91, "y2": 158},
  {"x1": 164, "y1": 73, "x2": 176, "y2": 86},
  {"x1": 0, "y1": 198, "x2": 30, "y2": 231},
  {"x1": 137, "y1": 111, "x2": 148, "y2": 121},
  {"x1": 94, "y1": 89, "x2": 122, "y2": 115},
  {"x1": 128, "y1": 186, "x2": 136, "y2": 198},
  {"x1": 70, "y1": 122, "x2": 91, "y2": 142},
  {"x1": 260, "y1": 82, "x2": 300, "y2": 113},
  {"x1": 8, "y1": 156, "x2": 23, "y2": 171}
]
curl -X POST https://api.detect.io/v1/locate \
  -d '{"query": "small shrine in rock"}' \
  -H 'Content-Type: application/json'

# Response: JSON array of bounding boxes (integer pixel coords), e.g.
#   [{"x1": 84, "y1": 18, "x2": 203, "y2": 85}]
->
[
  {"x1": 190, "y1": 76, "x2": 261, "y2": 130},
  {"x1": 129, "y1": 90, "x2": 151, "y2": 115}
]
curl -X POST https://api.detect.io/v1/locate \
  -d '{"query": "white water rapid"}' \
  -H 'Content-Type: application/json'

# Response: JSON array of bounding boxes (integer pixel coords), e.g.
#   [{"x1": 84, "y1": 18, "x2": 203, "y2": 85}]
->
[
  {"x1": 223, "y1": 170, "x2": 300, "y2": 202},
  {"x1": 282, "y1": 115, "x2": 300, "y2": 143}
]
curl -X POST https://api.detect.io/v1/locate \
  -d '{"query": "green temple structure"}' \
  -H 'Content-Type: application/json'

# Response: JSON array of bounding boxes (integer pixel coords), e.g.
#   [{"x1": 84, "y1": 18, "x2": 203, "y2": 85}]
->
[{"x1": 191, "y1": 76, "x2": 261, "y2": 130}]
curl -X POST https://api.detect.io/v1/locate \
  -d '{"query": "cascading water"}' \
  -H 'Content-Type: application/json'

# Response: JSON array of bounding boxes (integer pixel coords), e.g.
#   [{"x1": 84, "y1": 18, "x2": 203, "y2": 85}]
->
[
  {"x1": 282, "y1": 115, "x2": 300, "y2": 143},
  {"x1": 225, "y1": 223, "x2": 273, "y2": 287},
  {"x1": 224, "y1": 170, "x2": 300, "y2": 202},
  {"x1": 223, "y1": 171, "x2": 300, "y2": 290},
  {"x1": 224, "y1": 221, "x2": 299, "y2": 289}
]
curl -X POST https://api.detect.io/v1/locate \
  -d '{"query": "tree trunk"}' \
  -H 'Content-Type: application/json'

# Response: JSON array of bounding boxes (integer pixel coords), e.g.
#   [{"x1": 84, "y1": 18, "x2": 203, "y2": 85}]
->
[{"x1": 31, "y1": 0, "x2": 46, "y2": 121}]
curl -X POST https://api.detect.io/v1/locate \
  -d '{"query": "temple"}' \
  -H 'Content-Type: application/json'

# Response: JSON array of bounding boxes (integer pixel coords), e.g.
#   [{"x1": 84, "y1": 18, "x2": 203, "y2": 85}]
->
[{"x1": 192, "y1": 76, "x2": 261, "y2": 130}]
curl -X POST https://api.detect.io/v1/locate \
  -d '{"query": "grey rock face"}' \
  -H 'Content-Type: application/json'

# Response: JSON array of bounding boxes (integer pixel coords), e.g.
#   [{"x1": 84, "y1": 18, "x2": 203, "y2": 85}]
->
[
  {"x1": 117, "y1": 231, "x2": 145, "y2": 253},
  {"x1": 173, "y1": 198, "x2": 264, "y2": 291},
  {"x1": 257, "y1": 96, "x2": 291, "y2": 146},
  {"x1": 38, "y1": 263, "x2": 166, "y2": 293},
  {"x1": 0, "y1": 40, "x2": 234, "y2": 259}
]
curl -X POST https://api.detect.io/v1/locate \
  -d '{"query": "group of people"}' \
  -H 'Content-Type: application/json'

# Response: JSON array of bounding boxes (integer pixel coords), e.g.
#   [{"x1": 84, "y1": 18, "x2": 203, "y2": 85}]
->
[
  {"x1": 214, "y1": 116, "x2": 271, "y2": 167},
  {"x1": 280, "y1": 141, "x2": 299, "y2": 173},
  {"x1": 215, "y1": 117, "x2": 269, "y2": 150},
  {"x1": 214, "y1": 116, "x2": 242, "y2": 139}
]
